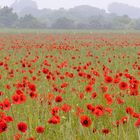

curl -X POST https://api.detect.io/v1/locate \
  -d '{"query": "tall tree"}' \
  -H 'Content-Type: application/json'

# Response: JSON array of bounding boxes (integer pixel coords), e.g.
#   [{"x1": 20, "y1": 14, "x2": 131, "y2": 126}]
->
[
  {"x1": 0, "y1": 7, "x2": 18, "y2": 27},
  {"x1": 52, "y1": 17, "x2": 75, "y2": 29},
  {"x1": 18, "y1": 14, "x2": 46, "y2": 29}
]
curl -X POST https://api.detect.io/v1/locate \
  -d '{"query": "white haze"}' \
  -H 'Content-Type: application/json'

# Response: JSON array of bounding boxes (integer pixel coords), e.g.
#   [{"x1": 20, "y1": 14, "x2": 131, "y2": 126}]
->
[{"x1": 0, "y1": 0, "x2": 140, "y2": 10}]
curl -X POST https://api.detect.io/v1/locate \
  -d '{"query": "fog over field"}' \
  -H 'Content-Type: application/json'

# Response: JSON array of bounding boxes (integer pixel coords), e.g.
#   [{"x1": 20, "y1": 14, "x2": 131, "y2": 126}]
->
[
  {"x1": 1, "y1": 0, "x2": 140, "y2": 29},
  {"x1": 0, "y1": 0, "x2": 140, "y2": 10}
]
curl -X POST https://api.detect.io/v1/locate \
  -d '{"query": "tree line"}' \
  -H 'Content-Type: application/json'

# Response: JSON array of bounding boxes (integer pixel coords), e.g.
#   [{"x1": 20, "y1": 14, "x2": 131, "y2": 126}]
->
[{"x1": 1, "y1": 6, "x2": 140, "y2": 29}]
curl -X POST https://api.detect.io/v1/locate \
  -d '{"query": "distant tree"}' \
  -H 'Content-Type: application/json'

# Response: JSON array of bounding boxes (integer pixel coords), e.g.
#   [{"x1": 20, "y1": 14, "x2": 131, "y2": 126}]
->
[
  {"x1": 99, "y1": 14, "x2": 132, "y2": 29},
  {"x1": 0, "y1": 7, "x2": 18, "y2": 27},
  {"x1": 18, "y1": 14, "x2": 46, "y2": 29},
  {"x1": 89, "y1": 15, "x2": 105, "y2": 29},
  {"x1": 9, "y1": 1, "x2": 140, "y2": 30},
  {"x1": 76, "y1": 22, "x2": 89, "y2": 29},
  {"x1": 134, "y1": 18, "x2": 140, "y2": 29},
  {"x1": 51, "y1": 17, "x2": 75, "y2": 29},
  {"x1": 117, "y1": 15, "x2": 131, "y2": 29},
  {"x1": 0, "y1": 4, "x2": 139, "y2": 30}
]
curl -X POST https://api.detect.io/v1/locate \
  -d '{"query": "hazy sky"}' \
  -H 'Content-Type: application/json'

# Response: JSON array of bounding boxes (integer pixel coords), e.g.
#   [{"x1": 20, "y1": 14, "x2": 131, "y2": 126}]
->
[{"x1": 0, "y1": 0, "x2": 140, "y2": 10}]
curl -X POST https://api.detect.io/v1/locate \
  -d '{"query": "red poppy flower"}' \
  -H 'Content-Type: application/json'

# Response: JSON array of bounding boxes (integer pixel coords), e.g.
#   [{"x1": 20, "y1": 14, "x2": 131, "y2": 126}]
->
[
  {"x1": 117, "y1": 97, "x2": 124, "y2": 104},
  {"x1": 126, "y1": 107, "x2": 133, "y2": 115},
  {"x1": 79, "y1": 93, "x2": 84, "y2": 100},
  {"x1": 80, "y1": 115, "x2": 92, "y2": 127},
  {"x1": 92, "y1": 128, "x2": 97, "y2": 133},
  {"x1": 100, "y1": 86, "x2": 108, "y2": 93},
  {"x1": 6, "y1": 84, "x2": 11, "y2": 90},
  {"x1": 20, "y1": 94, "x2": 26, "y2": 104},
  {"x1": 130, "y1": 89, "x2": 138, "y2": 96},
  {"x1": 28, "y1": 83, "x2": 36, "y2": 91},
  {"x1": 61, "y1": 104, "x2": 71, "y2": 113},
  {"x1": 16, "y1": 90, "x2": 23, "y2": 95},
  {"x1": 36, "y1": 126, "x2": 45, "y2": 133},
  {"x1": 55, "y1": 96, "x2": 63, "y2": 103},
  {"x1": 119, "y1": 82, "x2": 128, "y2": 90},
  {"x1": 26, "y1": 137, "x2": 36, "y2": 140},
  {"x1": 104, "y1": 94, "x2": 113, "y2": 105},
  {"x1": 105, "y1": 108, "x2": 112, "y2": 115},
  {"x1": 14, "y1": 133, "x2": 22, "y2": 140},
  {"x1": 120, "y1": 116, "x2": 128, "y2": 124},
  {"x1": 85, "y1": 85, "x2": 92, "y2": 93},
  {"x1": 0, "y1": 102, "x2": 4, "y2": 110},
  {"x1": 12, "y1": 94, "x2": 20, "y2": 104},
  {"x1": 91, "y1": 92, "x2": 97, "y2": 99},
  {"x1": 61, "y1": 83, "x2": 68, "y2": 88},
  {"x1": 3, "y1": 99, "x2": 11, "y2": 110},
  {"x1": 48, "y1": 115, "x2": 60, "y2": 124},
  {"x1": 51, "y1": 106, "x2": 60, "y2": 115},
  {"x1": 132, "y1": 112, "x2": 140, "y2": 118},
  {"x1": 93, "y1": 108, "x2": 104, "y2": 117},
  {"x1": 17, "y1": 122, "x2": 28, "y2": 133},
  {"x1": 86, "y1": 74, "x2": 91, "y2": 79},
  {"x1": 104, "y1": 76, "x2": 113, "y2": 83},
  {"x1": 0, "y1": 91, "x2": 4, "y2": 96},
  {"x1": 135, "y1": 118, "x2": 140, "y2": 127},
  {"x1": 76, "y1": 107, "x2": 84, "y2": 116},
  {"x1": 86, "y1": 104, "x2": 94, "y2": 111},
  {"x1": 102, "y1": 128, "x2": 110, "y2": 134},
  {"x1": 0, "y1": 121, "x2": 7, "y2": 133},
  {"x1": 114, "y1": 77, "x2": 120, "y2": 83},
  {"x1": 4, "y1": 116, "x2": 13, "y2": 123},
  {"x1": 29, "y1": 92, "x2": 38, "y2": 99}
]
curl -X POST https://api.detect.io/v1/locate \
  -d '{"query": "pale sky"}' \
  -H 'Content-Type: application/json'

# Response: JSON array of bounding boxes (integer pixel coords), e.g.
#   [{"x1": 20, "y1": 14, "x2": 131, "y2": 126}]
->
[{"x1": 0, "y1": 0, "x2": 140, "y2": 10}]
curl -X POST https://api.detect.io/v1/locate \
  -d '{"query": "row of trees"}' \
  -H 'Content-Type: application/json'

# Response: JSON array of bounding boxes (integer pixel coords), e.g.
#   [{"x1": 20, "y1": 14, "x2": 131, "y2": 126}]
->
[
  {"x1": 1, "y1": 6, "x2": 140, "y2": 29},
  {"x1": 0, "y1": 7, "x2": 46, "y2": 28}
]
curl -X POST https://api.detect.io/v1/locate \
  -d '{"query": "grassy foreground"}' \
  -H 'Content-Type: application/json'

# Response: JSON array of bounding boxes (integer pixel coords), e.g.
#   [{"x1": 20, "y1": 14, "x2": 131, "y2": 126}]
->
[{"x1": 0, "y1": 31, "x2": 139, "y2": 140}]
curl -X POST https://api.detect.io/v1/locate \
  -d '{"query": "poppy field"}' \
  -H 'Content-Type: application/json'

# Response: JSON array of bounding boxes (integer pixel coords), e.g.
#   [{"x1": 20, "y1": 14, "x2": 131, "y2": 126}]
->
[{"x1": 0, "y1": 31, "x2": 140, "y2": 140}]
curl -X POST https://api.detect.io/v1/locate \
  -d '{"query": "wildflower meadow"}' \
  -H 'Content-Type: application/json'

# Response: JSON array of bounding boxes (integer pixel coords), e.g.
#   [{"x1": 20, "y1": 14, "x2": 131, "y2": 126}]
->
[{"x1": 0, "y1": 31, "x2": 140, "y2": 140}]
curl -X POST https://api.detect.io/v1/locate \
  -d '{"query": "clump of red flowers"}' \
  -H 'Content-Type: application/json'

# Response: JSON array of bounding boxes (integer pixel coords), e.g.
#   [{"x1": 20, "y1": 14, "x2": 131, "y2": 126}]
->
[{"x1": 48, "y1": 115, "x2": 60, "y2": 124}]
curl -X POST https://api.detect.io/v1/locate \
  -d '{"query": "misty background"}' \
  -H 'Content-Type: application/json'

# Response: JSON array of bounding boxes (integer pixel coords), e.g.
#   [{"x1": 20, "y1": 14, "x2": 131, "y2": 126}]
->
[{"x1": 1, "y1": 0, "x2": 140, "y2": 29}]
